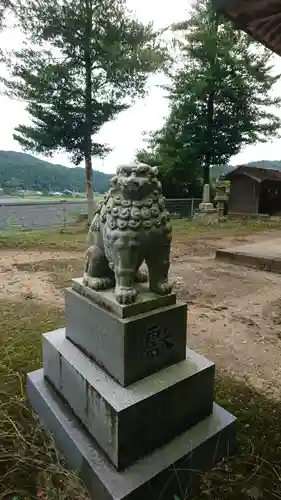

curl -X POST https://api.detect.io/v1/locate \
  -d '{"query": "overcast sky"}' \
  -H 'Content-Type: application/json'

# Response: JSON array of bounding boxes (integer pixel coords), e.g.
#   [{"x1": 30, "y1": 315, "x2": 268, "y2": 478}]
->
[{"x1": 0, "y1": 0, "x2": 281, "y2": 174}]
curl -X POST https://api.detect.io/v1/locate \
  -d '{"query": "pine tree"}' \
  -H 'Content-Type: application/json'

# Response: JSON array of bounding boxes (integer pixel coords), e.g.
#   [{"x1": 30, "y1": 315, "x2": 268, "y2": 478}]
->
[
  {"x1": 4, "y1": 0, "x2": 166, "y2": 219},
  {"x1": 137, "y1": 0, "x2": 281, "y2": 196},
  {"x1": 0, "y1": 0, "x2": 9, "y2": 28}
]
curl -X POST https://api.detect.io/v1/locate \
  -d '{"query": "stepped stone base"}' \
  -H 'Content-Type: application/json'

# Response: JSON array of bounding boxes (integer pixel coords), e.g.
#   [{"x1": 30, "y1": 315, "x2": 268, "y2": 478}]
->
[
  {"x1": 43, "y1": 329, "x2": 215, "y2": 470},
  {"x1": 28, "y1": 369, "x2": 236, "y2": 500}
]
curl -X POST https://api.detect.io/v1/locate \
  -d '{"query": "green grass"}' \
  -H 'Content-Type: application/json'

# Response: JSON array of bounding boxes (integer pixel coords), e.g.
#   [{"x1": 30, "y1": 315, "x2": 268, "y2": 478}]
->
[
  {"x1": 202, "y1": 376, "x2": 281, "y2": 499},
  {"x1": 2, "y1": 218, "x2": 281, "y2": 252},
  {"x1": 0, "y1": 227, "x2": 87, "y2": 251},
  {"x1": 0, "y1": 300, "x2": 89, "y2": 500},
  {"x1": 173, "y1": 217, "x2": 281, "y2": 236}
]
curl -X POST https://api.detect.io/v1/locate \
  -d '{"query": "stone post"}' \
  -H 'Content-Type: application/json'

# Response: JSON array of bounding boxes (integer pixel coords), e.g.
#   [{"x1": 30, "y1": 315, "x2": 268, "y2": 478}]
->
[
  {"x1": 199, "y1": 183, "x2": 214, "y2": 212},
  {"x1": 27, "y1": 163, "x2": 236, "y2": 500},
  {"x1": 194, "y1": 183, "x2": 218, "y2": 222}
]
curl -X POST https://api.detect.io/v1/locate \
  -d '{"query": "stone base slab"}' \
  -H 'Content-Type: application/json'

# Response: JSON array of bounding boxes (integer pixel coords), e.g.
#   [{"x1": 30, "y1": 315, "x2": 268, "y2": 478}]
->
[
  {"x1": 193, "y1": 211, "x2": 218, "y2": 224},
  {"x1": 43, "y1": 329, "x2": 215, "y2": 470},
  {"x1": 65, "y1": 289, "x2": 187, "y2": 386},
  {"x1": 72, "y1": 278, "x2": 177, "y2": 319},
  {"x1": 198, "y1": 202, "x2": 215, "y2": 212},
  {"x1": 216, "y1": 238, "x2": 281, "y2": 274},
  {"x1": 28, "y1": 369, "x2": 236, "y2": 500}
]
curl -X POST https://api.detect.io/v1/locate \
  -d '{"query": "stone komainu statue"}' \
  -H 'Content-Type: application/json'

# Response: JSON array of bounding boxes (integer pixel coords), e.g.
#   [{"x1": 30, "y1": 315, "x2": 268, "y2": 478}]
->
[{"x1": 83, "y1": 163, "x2": 172, "y2": 304}]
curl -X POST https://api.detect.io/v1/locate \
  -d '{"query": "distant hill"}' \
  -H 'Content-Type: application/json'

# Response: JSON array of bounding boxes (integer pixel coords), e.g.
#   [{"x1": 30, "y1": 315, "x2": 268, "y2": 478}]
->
[
  {"x1": 0, "y1": 151, "x2": 113, "y2": 193},
  {"x1": 1, "y1": 150, "x2": 280, "y2": 195}
]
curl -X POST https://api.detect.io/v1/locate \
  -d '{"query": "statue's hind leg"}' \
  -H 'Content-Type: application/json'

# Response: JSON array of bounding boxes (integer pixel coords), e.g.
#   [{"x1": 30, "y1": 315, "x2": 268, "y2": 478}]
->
[
  {"x1": 145, "y1": 240, "x2": 172, "y2": 295},
  {"x1": 83, "y1": 245, "x2": 114, "y2": 290}
]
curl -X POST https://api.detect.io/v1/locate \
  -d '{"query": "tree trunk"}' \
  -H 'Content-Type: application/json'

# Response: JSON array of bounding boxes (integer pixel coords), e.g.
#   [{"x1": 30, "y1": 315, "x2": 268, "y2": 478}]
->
[
  {"x1": 84, "y1": 0, "x2": 94, "y2": 224},
  {"x1": 204, "y1": 89, "x2": 215, "y2": 186},
  {"x1": 85, "y1": 154, "x2": 94, "y2": 223},
  {"x1": 203, "y1": 11, "x2": 219, "y2": 187}
]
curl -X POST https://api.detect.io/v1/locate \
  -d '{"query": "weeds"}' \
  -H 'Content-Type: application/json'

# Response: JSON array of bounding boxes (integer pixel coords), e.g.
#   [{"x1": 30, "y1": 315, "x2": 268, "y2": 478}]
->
[
  {"x1": 0, "y1": 300, "x2": 89, "y2": 500},
  {"x1": 0, "y1": 227, "x2": 87, "y2": 251}
]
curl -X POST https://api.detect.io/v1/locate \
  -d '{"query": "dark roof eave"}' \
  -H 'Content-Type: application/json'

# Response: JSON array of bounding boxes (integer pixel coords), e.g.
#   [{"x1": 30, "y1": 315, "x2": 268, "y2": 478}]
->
[
  {"x1": 225, "y1": 171, "x2": 262, "y2": 182},
  {"x1": 212, "y1": 0, "x2": 281, "y2": 57},
  {"x1": 225, "y1": 165, "x2": 281, "y2": 182}
]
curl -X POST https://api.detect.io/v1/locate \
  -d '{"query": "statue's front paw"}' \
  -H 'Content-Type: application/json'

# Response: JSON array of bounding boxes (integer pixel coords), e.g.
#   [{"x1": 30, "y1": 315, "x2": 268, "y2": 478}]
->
[
  {"x1": 115, "y1": 286, "x2": 137, "y2": 305},
  {"x1": 83, "y1": 275, "x2": 113, "y2": 290},
  {"x1": 150, "y1": 281, "x2": 172, "y2": 295}
]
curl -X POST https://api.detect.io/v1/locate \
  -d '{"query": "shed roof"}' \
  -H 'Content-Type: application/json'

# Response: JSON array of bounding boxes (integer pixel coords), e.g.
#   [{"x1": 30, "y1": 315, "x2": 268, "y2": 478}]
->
[
  {"x1": 212, "y1": 0, "x2": 281, "y2": 56},
  {"x1": 225, "y1": 165, "x2": 281, "y2": 182}
]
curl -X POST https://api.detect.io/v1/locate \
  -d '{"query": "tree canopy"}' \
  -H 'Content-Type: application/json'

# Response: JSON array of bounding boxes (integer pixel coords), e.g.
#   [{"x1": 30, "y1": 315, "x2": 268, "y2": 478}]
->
[
  {"x1": 4, "y1": 0, "x2": 167, "y2": 218},
  {"x1": 137, "y1": 0, "x2": 281, "y2": 197}
]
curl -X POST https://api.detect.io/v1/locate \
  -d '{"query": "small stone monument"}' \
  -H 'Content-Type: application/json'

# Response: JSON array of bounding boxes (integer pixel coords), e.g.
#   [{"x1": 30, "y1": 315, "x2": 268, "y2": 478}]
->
[
  {"x1": 199, "y1": 184, "x2": 214, "y2": 212},
  {"x1": 27, "y1": 164, "x2": 236, "y2": 500},
  {"x1": 194, "y1": 183, "x2": 218, "y2": 223}
]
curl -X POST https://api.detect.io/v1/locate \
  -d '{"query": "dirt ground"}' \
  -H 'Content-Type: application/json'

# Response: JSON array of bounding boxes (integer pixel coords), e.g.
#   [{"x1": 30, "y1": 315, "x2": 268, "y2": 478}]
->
[
  {"x1": 0, "y1": 249, "x2": 84, "y2": 306},
  {"x1": 1, "y1": 230, "x2": 281, "y2": 398}
]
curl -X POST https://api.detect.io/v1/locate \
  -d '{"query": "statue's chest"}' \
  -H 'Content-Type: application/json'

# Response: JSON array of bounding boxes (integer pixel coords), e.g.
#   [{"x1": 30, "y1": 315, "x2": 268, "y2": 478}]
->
[{"x1": 102, "y1": 199, "x2": 164, "y2": 232}]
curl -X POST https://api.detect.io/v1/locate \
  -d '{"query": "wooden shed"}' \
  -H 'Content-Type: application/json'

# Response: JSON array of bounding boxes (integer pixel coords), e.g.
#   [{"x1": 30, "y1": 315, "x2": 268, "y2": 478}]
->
[
  {"x1": 225, "y1": 165, "x2": 281, "y2": 216},
  {"x1": 211, "y1": 0, "x2": 281, "y2": 56}
]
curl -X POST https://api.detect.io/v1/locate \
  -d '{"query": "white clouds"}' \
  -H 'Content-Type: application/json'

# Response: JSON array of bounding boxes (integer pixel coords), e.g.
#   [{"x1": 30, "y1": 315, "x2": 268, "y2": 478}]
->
[
  {"x1": 0, "y1": 96, "x2": 28, "y2": 151},
  {"x1": 128, "y1": 0, "x2": 190, "y2": 27},
  {"x1": 0, "y1": 0, "x2": 281, "y2": 173}
]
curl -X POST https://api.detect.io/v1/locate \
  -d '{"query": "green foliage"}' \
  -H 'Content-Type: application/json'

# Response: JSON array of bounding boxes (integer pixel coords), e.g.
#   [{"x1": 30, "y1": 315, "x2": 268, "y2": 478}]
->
[
  {"x1": 3, "y1": 0, "x2": 167, "y2": 206},
  {"x1": 137, "y1": 142, "x2": 202, "y2": 198},
  {"x1": 0, "y1": 0, "x2": 14, "y2": 59},
  {"x1": 4, "y1": 0, "x2": 166, "y2": 163},
  {"x1": 0, "y1": 151, "x2": 112, "y2": 193},
  {"x1": 0, "y1": 1, "x2": 22, "y2": 61},
  {"x1": 0, "y1": 0, "x2": 12, "y2": 29},
  {"x1": 137, "y1": 0, "x2": 281, "y2": 196}
]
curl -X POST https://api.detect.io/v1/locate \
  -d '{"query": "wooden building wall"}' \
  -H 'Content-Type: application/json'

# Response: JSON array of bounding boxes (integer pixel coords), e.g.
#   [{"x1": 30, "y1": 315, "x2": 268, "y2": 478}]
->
[{"x1": 228, "y1": 175, "x2": 259, "y2": 214}]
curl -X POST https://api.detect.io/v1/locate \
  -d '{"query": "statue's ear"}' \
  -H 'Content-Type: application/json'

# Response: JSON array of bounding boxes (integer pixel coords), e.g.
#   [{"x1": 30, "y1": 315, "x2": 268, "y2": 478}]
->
[
  {"x1": 136, "y1": 164, "x2": 150, "y2": 175},
  {"x1": 151, "y1": 166, "x2": 159, "y2": 176}
]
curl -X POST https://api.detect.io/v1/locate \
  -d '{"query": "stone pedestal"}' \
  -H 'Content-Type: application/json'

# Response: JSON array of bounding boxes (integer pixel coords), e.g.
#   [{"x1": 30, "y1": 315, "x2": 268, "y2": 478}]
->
[
  {"x1": 214, "y1": 180, "x2": 229, "y2": 221},
  {"x1": 27, "y1": 279, "x2": 236, "y2": 499},
  {"x1": 215, "y1": 195, "x2": 227, "y2": 220},
  {"x1": 194, "y1": 184, "x2": 218, "y2": 223},
  {"x1": 65, "y1": 281, "x2": 187, "y2": 386}
]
